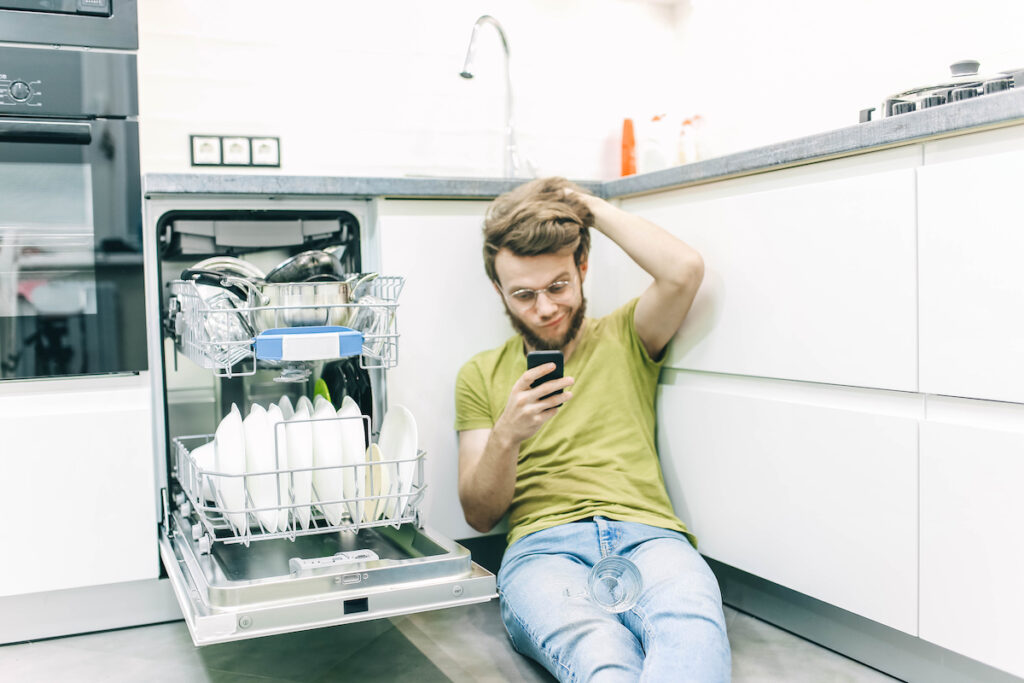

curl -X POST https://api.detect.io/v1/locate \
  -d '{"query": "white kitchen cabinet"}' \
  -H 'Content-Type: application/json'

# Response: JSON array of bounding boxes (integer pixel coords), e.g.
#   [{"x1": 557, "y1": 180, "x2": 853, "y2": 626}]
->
[
  {"x1": 919, "y1": 396, "x2": 1024, "y2": 678},
  {"x1": 377, "y1": 200, "x2": 514, "y2": 540},
  {"x1": 619, "y1": 149, "x2": 919, "y2": 392},
  {"x1": 0, "y1": 374, "x2": 158, "y2": 596},
  {"x1": 656, "y1": 371, "x2": 921, "y2": 634},
  {"x1": 918, "y1": 140, "x2": 1024, "y2": 404}
]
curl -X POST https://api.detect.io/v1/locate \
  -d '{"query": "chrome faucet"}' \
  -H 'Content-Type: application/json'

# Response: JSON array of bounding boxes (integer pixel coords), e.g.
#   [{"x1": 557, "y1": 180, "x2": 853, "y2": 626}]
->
[{"x1": 459, "y1": 15, "x2": 534, "y2": 178}]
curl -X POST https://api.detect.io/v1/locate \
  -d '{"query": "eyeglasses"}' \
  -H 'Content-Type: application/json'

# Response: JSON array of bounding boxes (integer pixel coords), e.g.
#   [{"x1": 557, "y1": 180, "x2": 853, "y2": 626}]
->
[{"x1": 502, "y1": 277, "x2": 575, "y2": 310}]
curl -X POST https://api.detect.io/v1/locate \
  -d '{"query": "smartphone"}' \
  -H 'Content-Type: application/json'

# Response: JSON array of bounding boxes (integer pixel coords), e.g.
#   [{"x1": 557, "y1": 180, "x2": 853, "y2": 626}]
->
[{"x1": 527, "y1": 350, "x2": 564, "y2": 400}]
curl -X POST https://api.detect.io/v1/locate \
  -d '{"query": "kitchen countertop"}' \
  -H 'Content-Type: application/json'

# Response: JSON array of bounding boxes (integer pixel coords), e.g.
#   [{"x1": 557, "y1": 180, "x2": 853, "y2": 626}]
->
[{"x1": 145, "y1": 89, "x2": 1024, "y2": 200}]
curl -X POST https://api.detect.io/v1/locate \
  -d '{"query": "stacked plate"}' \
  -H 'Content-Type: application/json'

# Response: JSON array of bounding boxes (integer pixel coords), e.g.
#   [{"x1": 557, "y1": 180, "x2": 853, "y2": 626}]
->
[{"x1": 189, "y1": 399, "x2": 419, "y2": 536}]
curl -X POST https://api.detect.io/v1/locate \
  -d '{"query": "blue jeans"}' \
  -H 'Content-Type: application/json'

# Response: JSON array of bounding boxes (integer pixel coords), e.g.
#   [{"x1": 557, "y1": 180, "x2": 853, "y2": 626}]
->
[{"x1": 497, "y1": 517, "x2": 731, "y2": 682}]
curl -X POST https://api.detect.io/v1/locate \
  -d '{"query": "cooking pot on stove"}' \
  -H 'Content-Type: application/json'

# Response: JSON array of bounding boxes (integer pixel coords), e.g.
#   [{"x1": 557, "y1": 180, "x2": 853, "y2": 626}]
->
[{"x1": 861, "y1": 60, "x2": 1021, "y2": 121}]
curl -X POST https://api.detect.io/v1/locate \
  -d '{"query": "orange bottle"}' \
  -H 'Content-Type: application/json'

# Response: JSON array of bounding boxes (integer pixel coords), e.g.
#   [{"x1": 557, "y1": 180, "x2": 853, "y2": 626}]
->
[{"x1": 621, "y1": 118, "x2": 636, "y2": 176}]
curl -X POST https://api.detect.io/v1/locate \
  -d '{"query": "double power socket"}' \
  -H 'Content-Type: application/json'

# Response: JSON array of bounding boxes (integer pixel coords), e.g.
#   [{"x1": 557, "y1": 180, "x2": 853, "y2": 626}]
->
[{"x1": 190, "y1": 135, "x2": 281, "y2": 167}]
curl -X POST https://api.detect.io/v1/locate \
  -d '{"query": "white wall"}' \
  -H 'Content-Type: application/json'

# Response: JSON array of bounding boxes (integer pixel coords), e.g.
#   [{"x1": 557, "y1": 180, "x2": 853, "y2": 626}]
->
[
  {"x1": 671, "y1": 0, "x2": 1024, "y2": 159},
  {"x1": 138, "y1": 0, "x2": 680, "y2": 179},
  {"x1": 139, "y1": 1, "x2": 1024, "y2": 180}
]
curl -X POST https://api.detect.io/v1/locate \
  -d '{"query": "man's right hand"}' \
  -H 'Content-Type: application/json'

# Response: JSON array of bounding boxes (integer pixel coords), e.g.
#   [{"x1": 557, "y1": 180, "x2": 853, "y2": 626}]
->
[
  {"x1": 494, "y1": 363, "x2": 575, "y2": 445},
  {"x1": 458, "y1": 364, "x2": 573, "y2": 533}
]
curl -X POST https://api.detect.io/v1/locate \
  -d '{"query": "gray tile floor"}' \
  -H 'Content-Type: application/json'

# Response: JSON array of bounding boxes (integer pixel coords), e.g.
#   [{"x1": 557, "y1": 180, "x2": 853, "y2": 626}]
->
[{"x1": 1, "y1": 602, "x2": 897, "y2": 682}]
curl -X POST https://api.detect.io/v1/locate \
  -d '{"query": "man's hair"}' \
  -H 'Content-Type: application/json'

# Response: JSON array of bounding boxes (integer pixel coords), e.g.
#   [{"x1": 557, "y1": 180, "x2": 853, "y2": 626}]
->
[{"x1": 482, "y1": 177, "x2": 594, "y2": 285}]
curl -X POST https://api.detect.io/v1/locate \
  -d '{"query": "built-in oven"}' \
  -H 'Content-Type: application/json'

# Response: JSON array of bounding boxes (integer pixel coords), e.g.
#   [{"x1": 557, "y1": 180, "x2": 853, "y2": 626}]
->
[
  {"x1": 0, "y1": 0, "x2": 137, "y2": 50},
  {"x1": 0, "y1": 44, "x2": 146, "y2": 380}
]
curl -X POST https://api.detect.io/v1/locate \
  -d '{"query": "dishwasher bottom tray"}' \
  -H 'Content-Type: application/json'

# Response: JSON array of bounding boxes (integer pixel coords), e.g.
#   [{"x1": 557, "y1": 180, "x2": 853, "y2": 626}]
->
[{"x1": 160, "y1": 511, "x2": 496, "y2": 646}]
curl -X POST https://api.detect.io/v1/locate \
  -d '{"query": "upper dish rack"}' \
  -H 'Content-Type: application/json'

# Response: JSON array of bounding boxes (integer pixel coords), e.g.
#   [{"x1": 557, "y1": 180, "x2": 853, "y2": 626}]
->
[
  {"x1": 171, "y1": 427, "x2": 426, "y2": 552},
  {"x1": 165, "y1": 274, "x2": 403, "y2": 377}
]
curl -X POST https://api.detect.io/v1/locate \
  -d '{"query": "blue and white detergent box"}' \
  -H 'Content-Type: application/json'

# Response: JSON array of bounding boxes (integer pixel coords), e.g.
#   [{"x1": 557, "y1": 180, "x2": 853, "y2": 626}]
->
[{"x1": 254, "y1": 326, "x2": 364, "y2": 362}]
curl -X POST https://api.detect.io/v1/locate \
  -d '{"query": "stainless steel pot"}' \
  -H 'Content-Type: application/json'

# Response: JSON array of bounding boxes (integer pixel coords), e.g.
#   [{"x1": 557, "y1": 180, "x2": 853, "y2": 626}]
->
[
  {"x1": 264, "y1": 250, "x2": 344, "y2": 283},
  {"x1": 224, "y1": 277, "x2": 352, "y2": 331}
]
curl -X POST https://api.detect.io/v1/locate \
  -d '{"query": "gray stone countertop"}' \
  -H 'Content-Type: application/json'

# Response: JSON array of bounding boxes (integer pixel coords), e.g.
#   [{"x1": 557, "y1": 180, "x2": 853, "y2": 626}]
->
[{"x1": 145, "y1": 89, "x2": 1024, "y2": 201}]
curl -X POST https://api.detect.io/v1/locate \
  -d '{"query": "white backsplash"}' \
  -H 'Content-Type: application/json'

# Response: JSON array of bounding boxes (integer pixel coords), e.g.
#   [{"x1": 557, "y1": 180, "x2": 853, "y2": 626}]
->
[
  {"x1": 138, "y1": 0, "x2": 683, "y2": 180},
  {"x1": 670, "y1": 0, "x2": 1024, "y2": 160}
]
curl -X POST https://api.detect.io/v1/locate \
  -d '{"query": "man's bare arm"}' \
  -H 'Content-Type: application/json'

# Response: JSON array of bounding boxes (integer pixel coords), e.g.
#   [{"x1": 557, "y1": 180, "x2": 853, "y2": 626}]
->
[
  {"x1": 577, "y1": 193, "x2": 704, "y2": 358},
  {"x1": 457, "y1": 365, "x2": 575, "y2": 532},
  {"x1": 457, "y1": 427, "x2": 517, "y2": 533}
]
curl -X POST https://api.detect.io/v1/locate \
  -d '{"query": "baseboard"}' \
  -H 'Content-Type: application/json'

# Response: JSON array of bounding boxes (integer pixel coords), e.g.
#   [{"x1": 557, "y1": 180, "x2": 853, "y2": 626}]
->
[
  {"x1": 708, "y1": 557, "x2": 1022, "y2": 683},
  {"x1": 0, "y1": 578, "x2": 182, "y2": 645}
]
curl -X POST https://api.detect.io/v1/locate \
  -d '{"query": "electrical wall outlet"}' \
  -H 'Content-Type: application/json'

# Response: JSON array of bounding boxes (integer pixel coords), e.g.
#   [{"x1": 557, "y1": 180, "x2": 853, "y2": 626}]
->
[
  {"x1": 251, "y1": 137, "x2": 280, "y2": 166},
  {"x1": 190, "y1": 135, "x2": 221, "y2": 165},
  {"x1": 189, "y1": 135, "x2": 281, "y2": 168},
  {"x1": 222, "y1": 137, "x2": 251, "y2": 165}
]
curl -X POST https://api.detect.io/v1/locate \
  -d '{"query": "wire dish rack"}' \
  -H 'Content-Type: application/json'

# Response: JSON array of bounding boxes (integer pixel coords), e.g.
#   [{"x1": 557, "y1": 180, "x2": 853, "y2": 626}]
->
[
  {"x1": 171, "y1": 418, "x2": 425, "y2": 552},
  {"x1": 165, "y1": 275, "x2": 403, "y2": 377}
]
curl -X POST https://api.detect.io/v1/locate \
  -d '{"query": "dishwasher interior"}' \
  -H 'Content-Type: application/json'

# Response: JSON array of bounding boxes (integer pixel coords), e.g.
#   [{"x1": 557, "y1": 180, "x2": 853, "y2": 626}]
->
[{"x1": 149, "y1": 199, "x2": 495, "y2": 645}]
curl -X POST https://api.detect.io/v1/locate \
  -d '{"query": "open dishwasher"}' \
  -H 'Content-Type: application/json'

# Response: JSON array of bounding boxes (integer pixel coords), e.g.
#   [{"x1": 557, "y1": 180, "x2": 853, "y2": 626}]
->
[{"x1": 145, "y1": 195, "x2": 496, "y2": 646}]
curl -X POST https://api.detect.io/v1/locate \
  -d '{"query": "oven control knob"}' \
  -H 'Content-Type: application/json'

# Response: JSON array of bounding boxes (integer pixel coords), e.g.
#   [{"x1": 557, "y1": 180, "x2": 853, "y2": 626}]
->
[
  {"x1": 951, "y1": 87, "x2": 978, "y2": 101},
  {"x1": 984, "y1": 78, "x2": 1012, "y2": 94},
  {"x1": 9, "y1": 81, "x2": 31, "y2": 101},
  {"x1": 892, "y1": 101, "x2": 917, "y2": 115}
]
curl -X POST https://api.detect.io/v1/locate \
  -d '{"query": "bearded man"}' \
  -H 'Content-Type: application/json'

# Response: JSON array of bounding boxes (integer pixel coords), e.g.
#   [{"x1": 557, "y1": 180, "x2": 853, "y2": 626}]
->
[{"x1": 454, "y1": 177, "x2": 731, "y2": 681}]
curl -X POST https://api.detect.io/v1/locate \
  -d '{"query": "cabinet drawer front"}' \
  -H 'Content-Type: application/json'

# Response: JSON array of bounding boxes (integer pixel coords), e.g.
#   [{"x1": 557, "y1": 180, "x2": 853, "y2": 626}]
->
[
  {"x1": 621, "y1": 169, "x2": 918, "y2": 391},
  {"x1": 919, "y1": 149, "x2": 1024, "y2": 404},
  {"x1": 378, "y1": 201, "x2": 512, "y2": 541},
  {"x1": 0, "y1": 375, "x2": 157, "y2": 596},
  {"x1": 657, "y1": 376, "x2": 920, "y2": 633},
  {"x1": 920, "y1": 417, "x2": 1024, "y2": 677}
]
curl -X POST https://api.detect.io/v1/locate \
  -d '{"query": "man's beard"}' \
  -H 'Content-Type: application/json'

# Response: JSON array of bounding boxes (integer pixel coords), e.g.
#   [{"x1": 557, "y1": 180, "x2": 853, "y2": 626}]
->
[{"x1": 505, "y1": 296, "x2": 587, "y2": 352}]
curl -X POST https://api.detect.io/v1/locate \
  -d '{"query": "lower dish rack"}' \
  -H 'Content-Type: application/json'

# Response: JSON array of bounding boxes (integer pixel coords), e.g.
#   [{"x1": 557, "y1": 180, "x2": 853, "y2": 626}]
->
[
  {"x1": 171, "y1": 427, "x2": 426, "y2": 552},
  {"x1": 162, "y1": 427, "x2": 497, "y2": 647}
]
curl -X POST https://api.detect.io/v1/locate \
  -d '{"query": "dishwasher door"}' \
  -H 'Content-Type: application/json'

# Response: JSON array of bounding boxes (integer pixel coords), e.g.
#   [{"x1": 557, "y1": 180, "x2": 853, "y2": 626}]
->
[{"x1": 159, "y1": 513, "x2": 496, "y2": 646}]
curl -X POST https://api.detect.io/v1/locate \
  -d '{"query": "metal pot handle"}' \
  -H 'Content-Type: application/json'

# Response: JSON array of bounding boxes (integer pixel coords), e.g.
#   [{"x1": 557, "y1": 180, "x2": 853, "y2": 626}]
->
[{"x1": 219, "y1": 275, "x2": 267, "y2": 305}]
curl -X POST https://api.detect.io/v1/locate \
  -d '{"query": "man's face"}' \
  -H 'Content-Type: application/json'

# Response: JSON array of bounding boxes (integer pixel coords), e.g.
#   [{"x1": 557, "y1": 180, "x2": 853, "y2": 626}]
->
[{"x1": 493, "y1": 246, "x2": 588, "y2": 352}]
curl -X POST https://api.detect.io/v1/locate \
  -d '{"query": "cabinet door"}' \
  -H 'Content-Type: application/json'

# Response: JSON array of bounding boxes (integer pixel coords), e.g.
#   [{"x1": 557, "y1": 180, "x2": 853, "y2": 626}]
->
[
  {"x1": 918, "y1": 146, "x2": 1024, "y2": 404},
  {"x1": 620, "y1": 154, "x2": 919, "y2": 392},
  {"x1": 657, "y1": 373, "x2": 920, "y2": 634},
  {"x1": 0, "y1": 374, "x2": 158, "y2": 596},
  {"x1": 378, "y1": 200, "x2": 513, "y2": 539},
  {"x1": 919, "y1": 397, "x2": 1024, "y2": 678}
]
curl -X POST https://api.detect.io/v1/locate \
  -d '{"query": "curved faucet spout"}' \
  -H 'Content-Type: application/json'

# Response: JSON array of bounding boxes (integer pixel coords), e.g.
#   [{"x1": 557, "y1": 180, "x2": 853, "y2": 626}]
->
[
  {"x1": 459, "y1": 15, "x2": 534, "y2": 178},
  {"x1": 460, "y1": 15, "x2": 509, "y2": 79}
]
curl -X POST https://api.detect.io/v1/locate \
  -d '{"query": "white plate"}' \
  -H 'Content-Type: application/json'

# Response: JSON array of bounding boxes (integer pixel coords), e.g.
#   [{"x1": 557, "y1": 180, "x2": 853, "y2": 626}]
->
[
  {"x1": 312, "y1": 399, "x2": 345, "y2": 526},
  {"x1": 378, "y1": 404, "x2": 418, "y2": 519},
  {"x1": 296, "y1": 395, "x2": 314, "y2": 417},
  {"x1": 363, "y1": 443, "x2": 392, "y2": 522},
  {"x1": 278, "y1": 395, "x2": 295, "y2": 420},
  {"x1": 286, "y1": 400, "x2": 313, "y2": 529},
  {"x1": 266, "y1": 403, "x2": 291, "y2": 532},
  {"x1": 337, "y1": 396, "x2": 366, "y2": 524},
  {"x1": 190, "y1": 441, "x2": 216, "y2": 501},
  {"x1": 243, "y1": 403, "x2": 279, "y2": 533},
  {"x1": 214, "y1": 404, "x2": 247, "y2": 535}
]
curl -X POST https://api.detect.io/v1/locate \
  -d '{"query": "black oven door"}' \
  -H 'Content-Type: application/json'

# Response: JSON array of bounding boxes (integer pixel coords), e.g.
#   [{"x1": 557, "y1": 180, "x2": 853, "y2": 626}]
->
[
  {"x1": 0, "y1": 116, "x2": 146, "y2": 380},
  {"x1": 0, "y1": 0, "x2": 137, "y2": 50}
]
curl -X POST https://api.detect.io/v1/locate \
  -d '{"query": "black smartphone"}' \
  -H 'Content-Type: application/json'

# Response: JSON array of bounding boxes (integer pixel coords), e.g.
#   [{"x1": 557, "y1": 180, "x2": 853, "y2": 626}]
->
[{"x1": 527, "y1": 350, "x2": 564, "y2": 400}]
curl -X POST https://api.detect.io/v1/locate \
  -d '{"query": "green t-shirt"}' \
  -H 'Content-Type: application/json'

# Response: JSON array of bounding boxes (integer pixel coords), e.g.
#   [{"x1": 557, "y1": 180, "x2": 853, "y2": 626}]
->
[{"x1": 455, "y1": 298, "x2": 695, "y2": 549}]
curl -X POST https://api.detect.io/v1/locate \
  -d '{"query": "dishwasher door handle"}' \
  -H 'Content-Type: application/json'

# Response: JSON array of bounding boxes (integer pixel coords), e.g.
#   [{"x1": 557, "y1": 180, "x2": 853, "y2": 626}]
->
[
  {"x1": 288, "y1": 550, "x2": 381, "y2": 576},
  {"x1": 0, "y1": 119, "x2": 93, "y2": 145}
]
